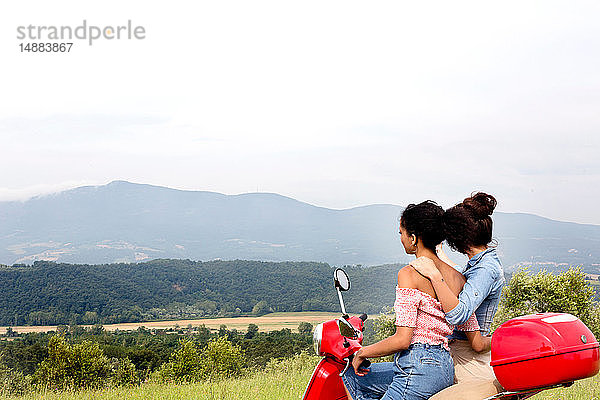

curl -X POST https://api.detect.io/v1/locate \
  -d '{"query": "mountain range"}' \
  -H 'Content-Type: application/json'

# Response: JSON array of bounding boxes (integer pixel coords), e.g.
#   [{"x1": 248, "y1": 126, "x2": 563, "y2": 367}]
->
[{"x1": 1, "y1": 181, "x2": 599, "y2": 272}]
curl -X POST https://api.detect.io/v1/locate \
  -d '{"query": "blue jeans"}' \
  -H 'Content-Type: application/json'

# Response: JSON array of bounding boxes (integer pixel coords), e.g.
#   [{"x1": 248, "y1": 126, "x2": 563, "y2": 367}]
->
[{"x1": 342, "y1": 343, "x2": 454, "y2": 400}]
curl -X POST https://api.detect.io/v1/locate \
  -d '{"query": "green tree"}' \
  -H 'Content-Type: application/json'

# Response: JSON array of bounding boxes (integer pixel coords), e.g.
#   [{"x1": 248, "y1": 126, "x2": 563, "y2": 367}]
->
[
  {"x1": 155, "y1": 337, "x2": 245, "y2": 383},
  {"x1": 108, "y1": 357, "x2": 138, "y2": 387},
  {"x1": 197, "y1": 324, "x2": 211, "y2": 341},
  {"x1": 198, "y1": 336, "x2": 245, "y2": 380},
  {"x1": 245, "y1": 324, "x2": 259, "y2": 339},
  {"x1": 0, "y1": 364, "x2": 31, "y2": 396},
  {"x1": 297, "y1": 322, "x2": 313, "y2": 335},
  {"x1": 493, "y1": 268, "x2": 600, "y2": 337},
  {"x1": 373, "y1": 306, "x2": 395, "y2": 342},
  {"x1": 218, "y1": 324, "x2": 229, "y2": 338},
  {"x1": 33, "y1": 335, "x2": 111, "y2": 390},
  {"x1": 82, "y1": 311, "x2": 98, "y2": 324},
  {"x1": 252, "y1": 300, "x2": 271, "y2": 316},
  {"x1": 89, "y1": 324, "x2": 105, "y2": 335},
  {"x1": 370, "y1": 307, "x2": 396, "y2": 362},
  {"x1": 166, "y1": 340, "x2": 202, "y2": 383}
]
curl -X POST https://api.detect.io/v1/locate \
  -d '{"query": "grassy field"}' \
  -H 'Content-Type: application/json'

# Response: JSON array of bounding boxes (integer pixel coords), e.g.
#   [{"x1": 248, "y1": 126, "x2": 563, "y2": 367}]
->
[
  {"x1": 1, "y1": 354, "x2": 598, "y2": 400},
  {"x1": 0, "y1": 353, "x2": 318, "y2": 400},
  {"x1": 530, "y1": 375, "x2": 600, "y2": 399},
  {"x1": 0, "y1": 312, "x2": 341, "y2": 335}
]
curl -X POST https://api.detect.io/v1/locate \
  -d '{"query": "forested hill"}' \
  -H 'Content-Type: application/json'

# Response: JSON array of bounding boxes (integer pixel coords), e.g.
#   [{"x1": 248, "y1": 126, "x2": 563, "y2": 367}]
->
[{"x1": 0, "y1": 260, "x2": 400, "y2": 326}]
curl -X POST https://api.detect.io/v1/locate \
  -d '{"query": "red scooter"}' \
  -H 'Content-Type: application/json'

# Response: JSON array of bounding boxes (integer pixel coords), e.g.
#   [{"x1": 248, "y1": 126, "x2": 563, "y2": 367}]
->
[
  {"x1": 303, "y1": 268, "x2": 600, "y2": 400},
  {"x1": 302, "y1": 268, "x2": 368, "y2": 400}
]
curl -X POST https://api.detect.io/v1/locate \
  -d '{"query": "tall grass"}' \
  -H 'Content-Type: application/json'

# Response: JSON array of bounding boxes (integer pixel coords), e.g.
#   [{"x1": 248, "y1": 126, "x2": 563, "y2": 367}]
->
[
  {"x1": 531, "y1": 374, "x2": 600, "y2": 400},
  {"x1": 0, "y1": 353, "x2": 319, "y2": 400},
  {"x1": 0, "y1": 353, "x2": 598, "y2": 400}
]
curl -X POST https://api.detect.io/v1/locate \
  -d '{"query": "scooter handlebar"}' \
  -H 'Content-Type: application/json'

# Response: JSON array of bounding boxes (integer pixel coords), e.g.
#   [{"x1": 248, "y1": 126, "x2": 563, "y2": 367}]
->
[{"x1": 339, "y1": 355, "x2": 372, "y2": 377}]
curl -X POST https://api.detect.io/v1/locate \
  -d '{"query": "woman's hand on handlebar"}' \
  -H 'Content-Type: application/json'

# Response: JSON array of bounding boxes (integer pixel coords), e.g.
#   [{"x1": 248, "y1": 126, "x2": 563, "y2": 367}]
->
[
  {"x1": 410, "y1": 257, "x2": 442, "y2": 280},
  {"x1": 352, "y1": 349, "x2": 369, "y2": 376}
]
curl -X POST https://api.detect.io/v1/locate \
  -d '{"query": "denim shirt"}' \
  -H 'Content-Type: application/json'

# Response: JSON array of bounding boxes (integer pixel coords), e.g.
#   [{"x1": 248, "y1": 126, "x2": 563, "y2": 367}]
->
[{"x1": 446, "y1": 248, "x2": 505, "y2": 339}]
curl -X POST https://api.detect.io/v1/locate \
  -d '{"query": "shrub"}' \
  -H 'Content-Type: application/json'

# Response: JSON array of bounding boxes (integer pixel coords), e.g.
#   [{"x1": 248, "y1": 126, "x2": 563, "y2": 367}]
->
[
  {"x1": 108, "y1": 357, "x2": 139, "y2": 387},
  {"x1": 0, "y1": 364, "x2": 31, "y2": 396},
  {"x1": 32, "y1": 335, "x2": 140, "y2": 391},
  {"x1": 493, "y1": 267, "x2": 600, "y2": 337},
  {"x1": 245, "y1": 324, "x2": 259, "y2": 339},
  {"x1": 158, "y1": 340, "x2": 202, "y2": 383},
  {"x1": 373, "y1": 306, "x2": 395, "y2": 341},
  {"x1": 154, "y1": 337, "x2": 245, "y2": 384},
  {"x1": 198, "y1": 336, "x2": 245, "y2": 380},
  {"x1": 33, "y1": 335, "x2": 111, "y2": 390},
  {"x1": 371, "y1": 307, "x2": 396, "y2": 362},
  {"x1": 252, "y1": 300, "x2": 271, "y2": 316},
  {"x1": 151, "y1": 362, "x2": 175, "y2": 384},
  {"x1": 298, "y1": 322, "x2": 313, "y2": 335}
]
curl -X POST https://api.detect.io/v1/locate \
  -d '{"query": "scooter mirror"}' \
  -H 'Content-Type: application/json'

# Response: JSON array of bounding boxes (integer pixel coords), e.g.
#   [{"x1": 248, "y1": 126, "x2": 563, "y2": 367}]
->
[
  {"x1": 338, "y1": 317, "x2": 358, "y2": 339},
  {"x1": 334, "y1": 268, "x2": 350, "y2": 291}
]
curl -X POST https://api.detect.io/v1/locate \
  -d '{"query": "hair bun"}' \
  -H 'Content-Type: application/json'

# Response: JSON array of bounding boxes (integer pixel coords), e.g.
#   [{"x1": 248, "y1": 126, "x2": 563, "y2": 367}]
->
[{"x1": 462, "y1": 192, "x2": 497, "y2": 218}]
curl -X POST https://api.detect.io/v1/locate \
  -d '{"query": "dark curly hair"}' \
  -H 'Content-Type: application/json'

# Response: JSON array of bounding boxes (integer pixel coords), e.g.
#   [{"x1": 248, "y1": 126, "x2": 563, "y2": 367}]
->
[
  {"x1": 443, "y1": 192, "x2": 497, "y2": 254},
  {"x1": 400, "y1": 200, "x2": 445, "y2": 251}
]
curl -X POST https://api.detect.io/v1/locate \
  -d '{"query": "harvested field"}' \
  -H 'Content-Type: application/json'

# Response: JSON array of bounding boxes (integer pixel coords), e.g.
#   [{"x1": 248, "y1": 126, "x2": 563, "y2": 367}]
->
[{"x1": 0, "y1": 312, "x2": 341, "y2": 334}]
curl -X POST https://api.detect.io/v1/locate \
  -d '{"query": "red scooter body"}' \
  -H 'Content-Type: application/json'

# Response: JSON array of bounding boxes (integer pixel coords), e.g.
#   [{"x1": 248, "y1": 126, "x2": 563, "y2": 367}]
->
[
  {"x1": 303, "y1": 315, "x2": 365, "y2": 400},
  {"x1": 303, "y1": 358, "x2": 347, "y2": 400}
]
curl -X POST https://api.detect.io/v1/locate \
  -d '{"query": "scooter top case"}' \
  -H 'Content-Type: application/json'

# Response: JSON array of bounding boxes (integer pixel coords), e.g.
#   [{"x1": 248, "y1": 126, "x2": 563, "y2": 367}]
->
[{"x1": 490, "y1": 312, "x2": 600, "y2": 391}]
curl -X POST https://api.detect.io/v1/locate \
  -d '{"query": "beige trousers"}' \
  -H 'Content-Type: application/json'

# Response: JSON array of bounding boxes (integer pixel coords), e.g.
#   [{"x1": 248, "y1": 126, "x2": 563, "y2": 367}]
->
[{"x1": 429, "y1": 340, "x2": 503, "y2": 400}]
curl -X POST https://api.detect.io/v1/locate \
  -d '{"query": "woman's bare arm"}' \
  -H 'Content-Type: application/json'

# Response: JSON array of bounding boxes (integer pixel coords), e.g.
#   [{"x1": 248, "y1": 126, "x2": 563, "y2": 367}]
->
[{"x1": 465, "y1": 331, "x2": 492, "y2": 353}]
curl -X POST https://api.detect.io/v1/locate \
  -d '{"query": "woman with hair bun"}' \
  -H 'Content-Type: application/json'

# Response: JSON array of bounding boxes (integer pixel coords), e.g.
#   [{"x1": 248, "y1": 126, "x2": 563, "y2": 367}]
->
[
  {"x1": 342, "y1": 200, "x2": 489, "y2": 400},
  {"x1": 410, "y1": 192, "x2": 505, "y2": 399}
]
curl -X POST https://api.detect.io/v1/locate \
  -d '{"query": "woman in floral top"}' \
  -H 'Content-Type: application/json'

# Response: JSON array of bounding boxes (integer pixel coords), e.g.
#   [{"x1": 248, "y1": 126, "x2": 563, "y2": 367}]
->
[{"x1": 342, "y1": 201, "x2": 489, "y2": 400}]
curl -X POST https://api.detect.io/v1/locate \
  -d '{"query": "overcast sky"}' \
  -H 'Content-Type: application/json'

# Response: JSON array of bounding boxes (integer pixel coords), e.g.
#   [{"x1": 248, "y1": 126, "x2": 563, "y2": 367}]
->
[{"x1": 1, "y1": 1, "x2": 599, "y2": 224}]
